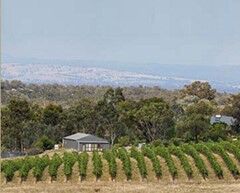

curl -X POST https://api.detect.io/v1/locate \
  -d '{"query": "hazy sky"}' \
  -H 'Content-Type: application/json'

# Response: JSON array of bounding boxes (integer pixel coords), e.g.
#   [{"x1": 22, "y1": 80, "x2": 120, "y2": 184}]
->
[{"x1": 2, "y1": 0, "x2": 240, "y2": 66}]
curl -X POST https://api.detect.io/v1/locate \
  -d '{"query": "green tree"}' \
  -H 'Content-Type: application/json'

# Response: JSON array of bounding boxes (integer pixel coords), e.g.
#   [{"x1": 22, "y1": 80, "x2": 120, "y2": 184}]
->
[
  {"x1": 34, "y1": 135, "x2": 55, "y2": 151},
  {"x1": 129, "y1": 98, "x2": 175, "y2": 142},
  {"x1": 1, "y1": 98, "x2": 32, "y2": 151},
  {"x1": 182, "y1": 81, "x2": 216, "y2": 100},
  {"x1": 176, "y1": 101, "x2": 213, "y2": 142},
  {"x1": 95, "y1": 88, "x2": 126, "y2": 145}
]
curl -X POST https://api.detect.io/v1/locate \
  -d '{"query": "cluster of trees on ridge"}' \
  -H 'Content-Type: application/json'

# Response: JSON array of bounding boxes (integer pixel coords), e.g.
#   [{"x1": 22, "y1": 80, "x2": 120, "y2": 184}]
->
[{"x1": 1, "y1": 80, "x2": 240, "y2": 153}]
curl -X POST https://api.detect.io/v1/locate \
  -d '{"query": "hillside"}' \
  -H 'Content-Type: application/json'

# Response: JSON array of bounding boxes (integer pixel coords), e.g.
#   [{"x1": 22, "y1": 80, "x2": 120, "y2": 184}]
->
[{"x1": 2, "y1": 141, "x2": 240, "y2": 185}]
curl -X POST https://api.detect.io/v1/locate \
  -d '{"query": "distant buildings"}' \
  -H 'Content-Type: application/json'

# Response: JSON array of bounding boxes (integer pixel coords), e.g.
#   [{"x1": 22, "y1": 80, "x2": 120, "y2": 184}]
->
[
  {"x1": 63, "y1": 133, "x2": 110, "y2": 151},
  {"x1": 210, "y1": 115, "x2": 236, "y2": 126}
]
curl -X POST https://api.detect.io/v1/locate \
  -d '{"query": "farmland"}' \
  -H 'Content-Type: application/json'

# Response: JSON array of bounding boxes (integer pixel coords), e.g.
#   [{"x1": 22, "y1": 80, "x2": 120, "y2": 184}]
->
[{"x1": 1, "y1": 141, "x2": 240, "y2": 193}]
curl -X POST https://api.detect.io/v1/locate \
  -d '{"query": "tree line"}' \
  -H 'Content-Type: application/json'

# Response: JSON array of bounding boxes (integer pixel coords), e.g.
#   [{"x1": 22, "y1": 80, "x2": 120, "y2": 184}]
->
[{"x1": 1, "y1": 81, "x2": 240, "y2": 152}]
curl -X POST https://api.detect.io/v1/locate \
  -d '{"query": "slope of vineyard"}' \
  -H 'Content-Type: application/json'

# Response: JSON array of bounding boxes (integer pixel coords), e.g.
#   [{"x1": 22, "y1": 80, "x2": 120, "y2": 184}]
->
[{"x1": 1, "y1": 141, "x2": 240, "y2": 185}]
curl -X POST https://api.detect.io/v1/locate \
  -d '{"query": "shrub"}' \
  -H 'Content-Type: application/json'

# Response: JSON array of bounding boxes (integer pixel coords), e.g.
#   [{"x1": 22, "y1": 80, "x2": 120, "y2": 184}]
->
[
  {"x1": 78, "y1": 152, "x2": 89, "y2": 180},
  {"x1": 19, "y1": 157, "x2": 35, "y2": 180},
  {"x1": 154, "y1": 146, "x2": 178, "y2": 179},
  {"x1": 63, "y1": 152, "x2": 77, "y2": 179},
  {"x1": 1, "y1": 159, "x2": 22, "y2": 182},
  {"x1": 182, "y1": 144, "x2": 208, "y2": 179},
  {"x1": 142, "y1": 146, "x2": 162, "y2": 179},
  {"x1": 130, "y1": 147, "x2": 147, "y2": 179},
  {"x1": 195, "y1": 143, "x2": 223, "y2": 178},
  {"x1": 92, "y1": 151, "x2": 103, "y2": 180},
  {"x1": 220, "y1": 141, "x2": 240, "y2": 162},
  {"x1": 117, "y1": 136, "x2": 131, "y2": 147},
  {"x1": 208, "y1": 143, "x2": 239, "y2": 178},
  {"x1": 168, "y1": 146, "x2": 193, "y2": 178},
  {"x1": 34, "y1": 135, "x2": 55, "y2": 151},
  {"x1": 33, "y1": 155, "x2": 50, "y2": 181},
  {"x1": 103, "y1": 150, "x2": 117, "y2": 180},
  {"x1": 48, "y1": 153, "x2": 62, "y2": 180},
  {"x1": 117, "y1": 148, "x2": 132, "y2": 180}
]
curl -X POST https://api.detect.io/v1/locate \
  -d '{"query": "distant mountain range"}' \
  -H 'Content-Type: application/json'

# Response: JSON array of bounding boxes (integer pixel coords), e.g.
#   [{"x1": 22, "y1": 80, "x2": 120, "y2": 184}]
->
[{"x1": 2, "y1": 61, "x2": 240, "y2": 93}]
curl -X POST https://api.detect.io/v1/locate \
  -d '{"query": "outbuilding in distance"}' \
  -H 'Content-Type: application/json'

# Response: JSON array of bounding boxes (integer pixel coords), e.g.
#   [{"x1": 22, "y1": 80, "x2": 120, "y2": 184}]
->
[{"x1": 63, "y1": 133, "x2": 110, "y2": 151}]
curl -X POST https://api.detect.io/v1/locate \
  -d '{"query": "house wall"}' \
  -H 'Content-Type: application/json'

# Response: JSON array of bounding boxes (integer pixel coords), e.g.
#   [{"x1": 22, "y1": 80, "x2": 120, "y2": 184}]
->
[
  {"x1": 63, "y1": 139, "x2": 78, "y2": 150},
  {"x1": 78, "y1": 142, "x2": 110, "y2": 151}
]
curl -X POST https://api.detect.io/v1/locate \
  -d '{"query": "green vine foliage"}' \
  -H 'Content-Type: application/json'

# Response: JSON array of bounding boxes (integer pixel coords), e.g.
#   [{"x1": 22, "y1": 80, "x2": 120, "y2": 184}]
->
[
  {"x1": 168, "y1": 146, "x2": 193, "y2": 179},
  {"x1": 63, "y1": 152, "x2": 77, "y2": 178},
  {"x1": 208, "y1": 143, "x2": 240, "y2": 178},
  {"x1": 78, "y1": 152, "x2": 89, "y2": 180},
  {"x1": 130, "y1": 147, "x2": 147, "y2": 179},
  {"x1": 103, "y1": 150, "x2": 117, "y2": 180},
  {"x1": 92, "y1": 151, "x2": 103, "y2": 180},
  {"x1": 154, "y1": 146, "x2": 178, "y2": 179},
  {"x1": 33, "y1": 155, "x2": 50, "y2": 181},
  {"x1": 142, "y1": 146, "x2": 162, "y2": 179},
  {"x1": 195, "y1": 143, "x2": 223, "y2": 179},
  {"x1": 182, "y1": 144, "x2": 208, "y2": 179},
  {"x1": 48, "y1": 153, "x2": 62, "y2": 180},
  {"x1": 117, "y1": 148, "x2": 132, "y2": 180}
]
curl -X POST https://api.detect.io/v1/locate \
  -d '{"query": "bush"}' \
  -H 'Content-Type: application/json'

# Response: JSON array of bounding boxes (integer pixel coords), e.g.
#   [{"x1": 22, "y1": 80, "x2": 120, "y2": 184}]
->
[
  {"x1": 92, "y1": 151, "x2": 103, "y2": 180},
  {"x1": 117, "y1": 136, "x2": 131, "y2": 147},
  {"x1": 19, "y1": 157, "x2": 35, "y2": 180},
  {"x1": 78, "y1": 152, "x2": 89, "y2": 180},
  {"x1": 195, "y1": 143, "x2": 223, "y2": 178},
  {"x1": 208, "y1": 143, "x2": 239, "y2": 178},
  {"x1": 168, "y1": 146, "x2": 193, "y2": 178},
  {"x1": 220, "y1": 141, "x2": 240, "y2": 162},
  {"x1": 1, "y1": 159, "x2": 22, "y2": 182},
  {"x1": 130, "y1": 147, "x2": 147, "y2": 179},
  {"x1": 182, "y1": 144, "x2": 208, "y2": 179},
  {"x1": 117, "y1": 148, "x2": 132, "y2": 180},
  {"x1": 103, "y1": 150, "x2": 117, "y2": 180},
  {"x1": 48, "y1": 153, "x2": 62, "y2": 180},
  {"x1": 154, "y1": 146, "x2": 178, "y2": 179},
  {"x1": 34, "y1": 136, "x2": 55, "y2": 151},
  {"x1": 33, "y1": 155, "x2": 50, "y2": 181},
  {"x1": 142, "y1": 146, "x2": 162, "y2": 179},
  {"x1": 63, "y1": 152, "x2": 77, "y2": 179}
]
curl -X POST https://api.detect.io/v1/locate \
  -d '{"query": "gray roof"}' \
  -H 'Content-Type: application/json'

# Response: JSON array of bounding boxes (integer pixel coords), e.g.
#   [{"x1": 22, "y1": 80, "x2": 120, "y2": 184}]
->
[
  {"x1": 63, "y1": 133, "x2": 109, "y2": 143},
  {"x1": 210, "y1": 115, "x2": 236, "y2": 126}
]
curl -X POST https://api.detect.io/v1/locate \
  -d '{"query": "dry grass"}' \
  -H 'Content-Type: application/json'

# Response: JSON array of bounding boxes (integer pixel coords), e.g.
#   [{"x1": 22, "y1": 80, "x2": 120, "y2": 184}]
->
[{"x1": 1, "y1": 181, "x2": 240, "y2": 193}]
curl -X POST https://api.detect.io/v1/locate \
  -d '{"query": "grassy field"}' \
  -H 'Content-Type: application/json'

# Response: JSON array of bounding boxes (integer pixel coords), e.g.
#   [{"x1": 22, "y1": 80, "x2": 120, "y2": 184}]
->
[
  {"x1": 1, "y1": 141, "x2": 240, "y2": 192},
  {"x1": 2, "y1": 181, "x2": 240, "y2": 193}
]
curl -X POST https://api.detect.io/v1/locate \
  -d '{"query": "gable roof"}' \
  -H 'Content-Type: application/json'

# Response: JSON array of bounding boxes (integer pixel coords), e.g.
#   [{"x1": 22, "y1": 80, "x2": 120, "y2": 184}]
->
[
  {"x1": 210, "y1": 115, "x2": 236, "y2": 126},
  {"x1": 63, "y1": 133, "x2": 109, "y2": 143}
]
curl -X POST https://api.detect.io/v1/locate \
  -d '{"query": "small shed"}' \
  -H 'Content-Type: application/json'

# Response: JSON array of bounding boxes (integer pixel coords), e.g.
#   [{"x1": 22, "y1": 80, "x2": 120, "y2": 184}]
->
[
  {"x1": 63, "y1": 133, "x2": 110, "y2": 151},
  {"x1": 210, "y1": 115, "x2": 236, "y2": 126}
]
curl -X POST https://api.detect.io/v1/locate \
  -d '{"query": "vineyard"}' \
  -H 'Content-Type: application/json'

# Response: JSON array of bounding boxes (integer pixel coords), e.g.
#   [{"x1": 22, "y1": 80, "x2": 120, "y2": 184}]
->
[{"x1": 1, "y1": 141, "x2": 240, "y2": 184}]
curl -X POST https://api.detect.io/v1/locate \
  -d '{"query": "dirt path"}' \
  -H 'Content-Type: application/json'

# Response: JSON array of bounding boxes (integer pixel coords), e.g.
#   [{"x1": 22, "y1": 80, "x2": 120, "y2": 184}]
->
[{"x1": 2, "y1": 181, "x2": 240, "y2": 193}]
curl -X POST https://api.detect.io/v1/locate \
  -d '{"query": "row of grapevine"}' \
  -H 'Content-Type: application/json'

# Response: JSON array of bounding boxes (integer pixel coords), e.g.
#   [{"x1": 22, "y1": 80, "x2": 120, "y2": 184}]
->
[
  {"x1": 168, "y1": 146, "x2": 193, "y2": 179},
  {"x1": 182, "y1": 145, "x2": 208, "y2": 179},
  {"x1": 130, "y1": 147, "x2": 148, "y2": 179},
  {"x1": 117, "y1": 148, "x2": 132, "y2": 180},
  {"x1": 19, "y1": 157, "x2": 35, "y2": 181},
  {"x1": 142, "y1": 146, "x2": 162, "y2": 179},
  {"x1": 63, "y1": 152, "x2": 77, "y2": 180},
  {"x1": 78, "y1": 152, "x2": 89, "y2": 181},
  {"x1": 220, "y1": 141, "x2": 240, "y2": 162},
  {"x1": 92, "y1": 151, "x2": 103, "y2": 180},
  {"x1": 33, "y1": 155, "x2": 50, "y2": 181},
  {"x1": 103, "y1": 150, "x2": 117, "y2": 180},
  {"x1": 194, "y1": 144, "x2": 223, "y2": 179},
  {"x1": 1, "y1": 159, "x2": 23, "y2": 182},
  {"x1": 154, "y1": 146, "x2": 178, "y2": 179},
  {"x1": 207, "y1": 143, "x2": 240, "y2": 178},
  {"x1": 48, "y1": 153, "x2": 62, "y2": 181}
]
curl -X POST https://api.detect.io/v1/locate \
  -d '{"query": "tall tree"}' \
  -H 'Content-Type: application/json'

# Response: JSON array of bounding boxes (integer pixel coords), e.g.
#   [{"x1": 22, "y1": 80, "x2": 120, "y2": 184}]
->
[
  {"x1": 181, "y1": 81, "x2": 216, "y2": 100},
  {"x1": 1, "y1": 98, "x2": 32, "y2": 151}
]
